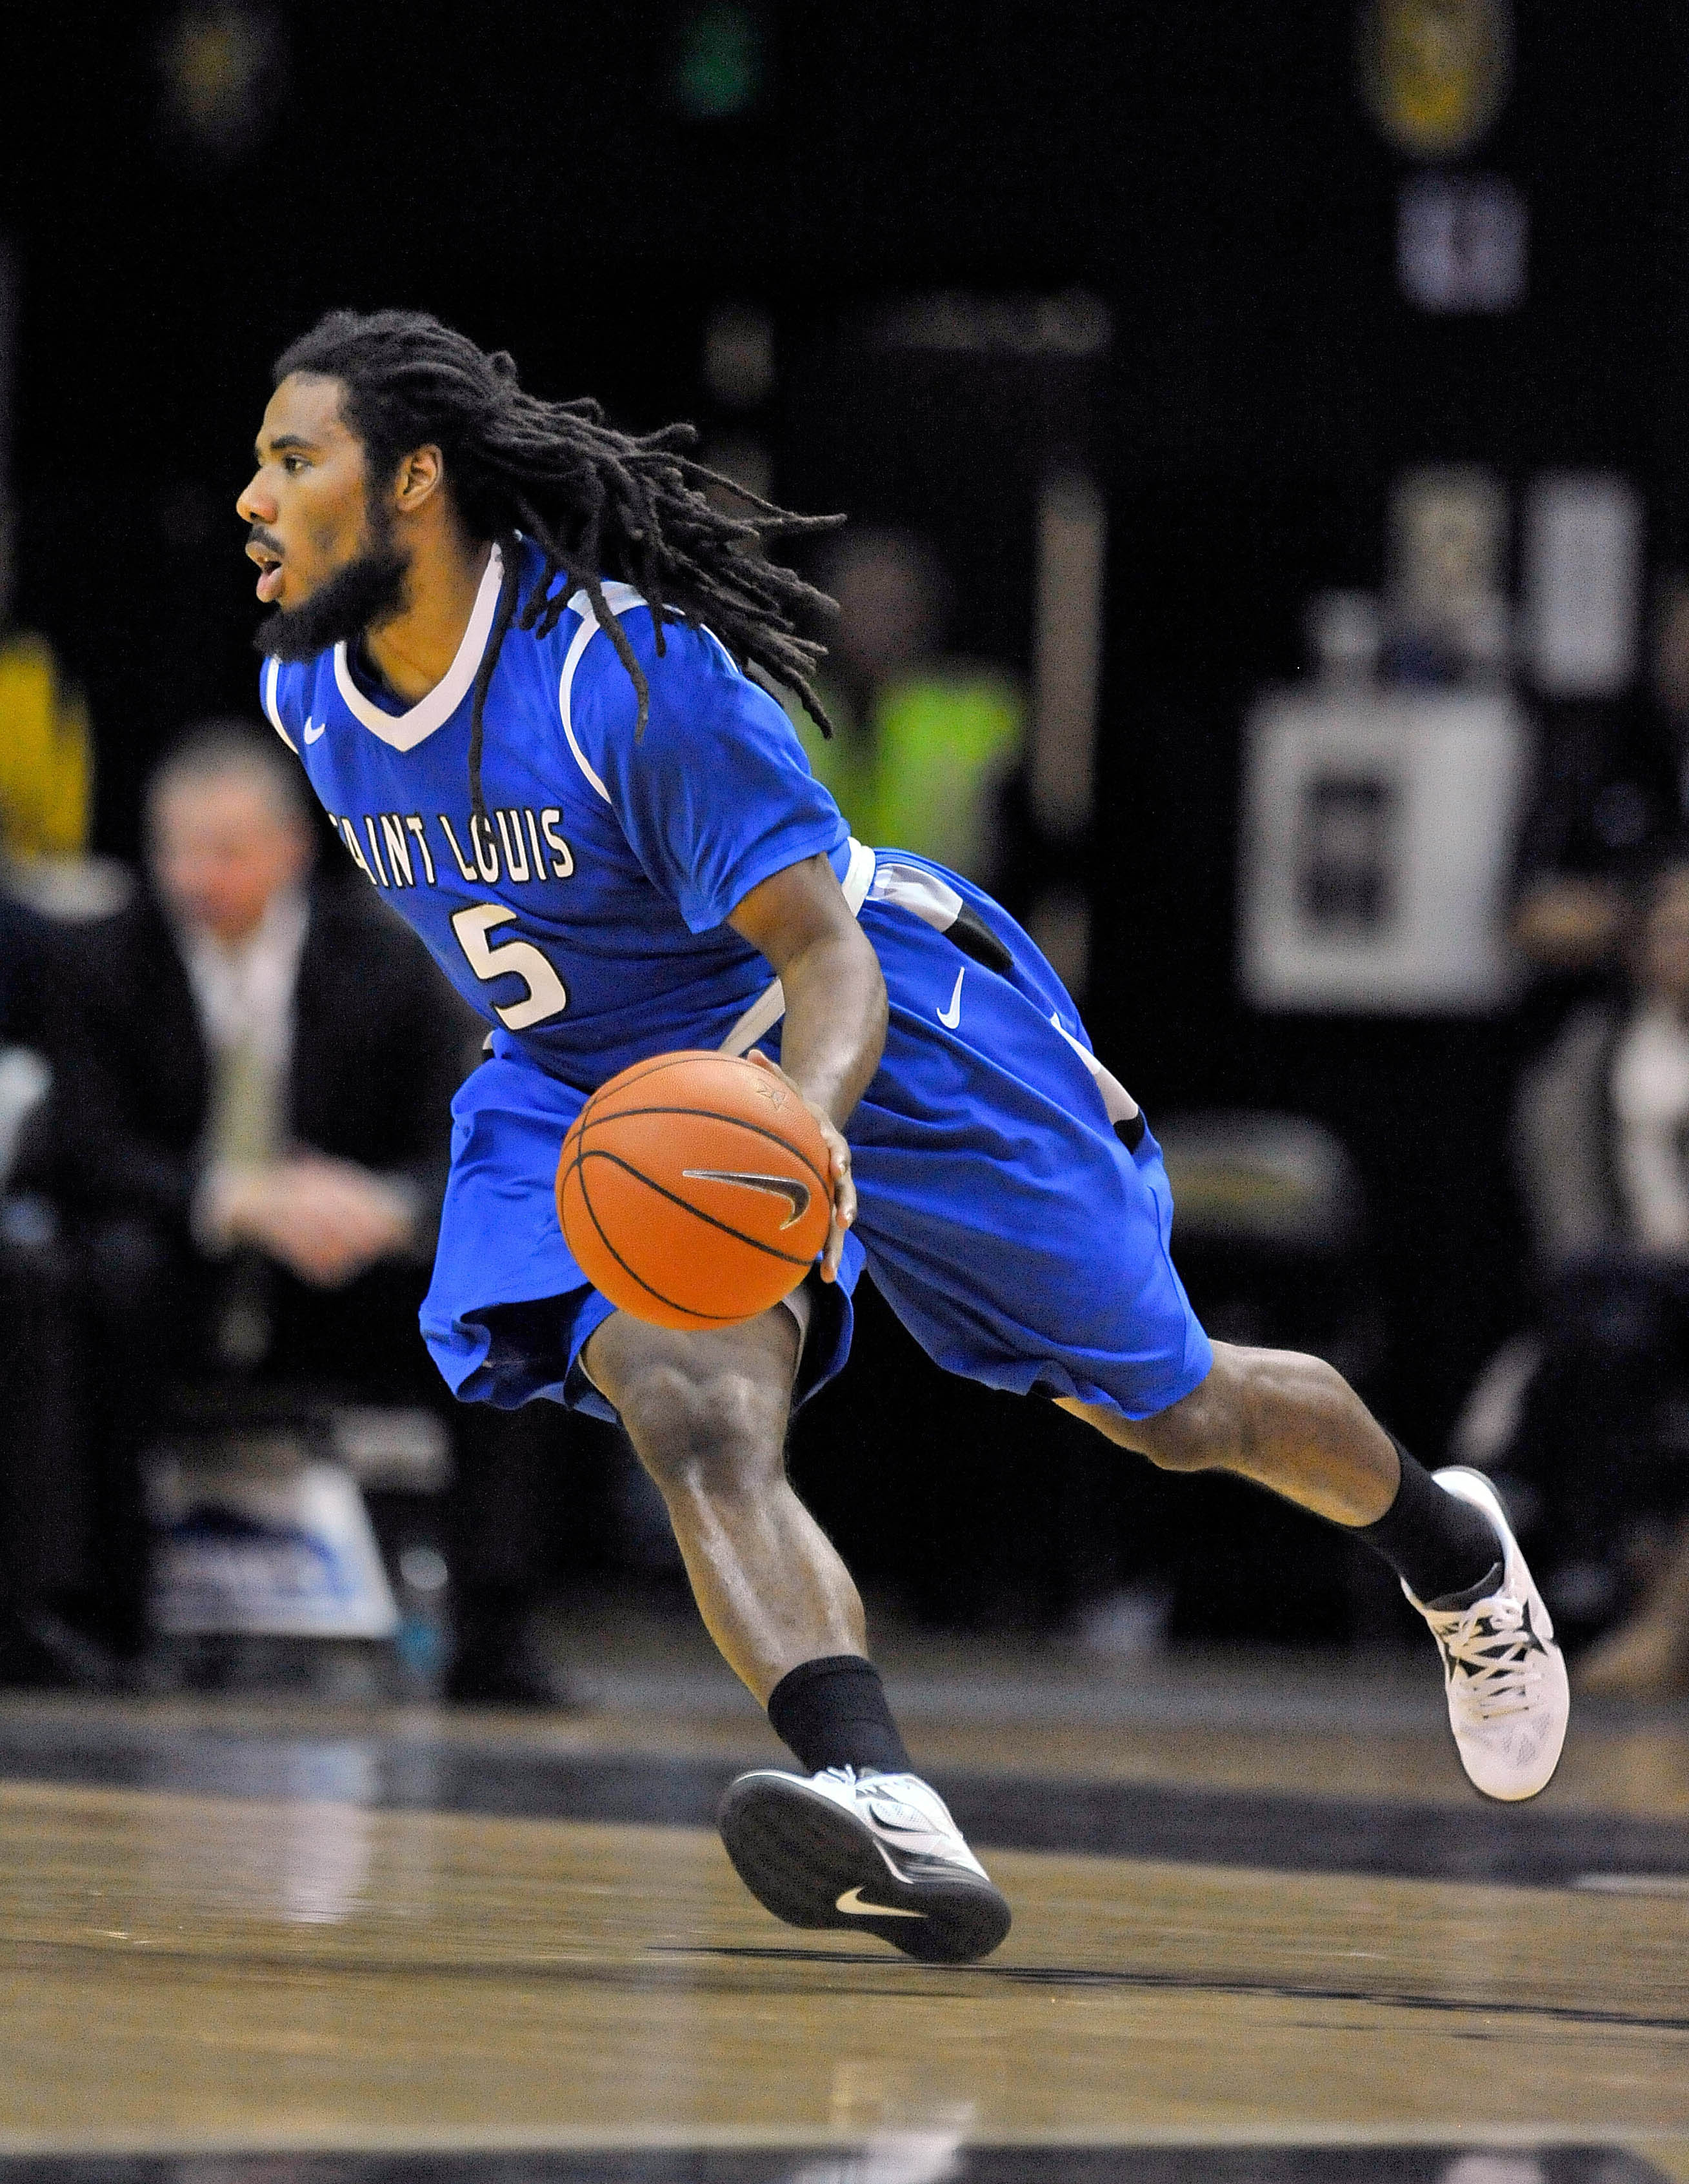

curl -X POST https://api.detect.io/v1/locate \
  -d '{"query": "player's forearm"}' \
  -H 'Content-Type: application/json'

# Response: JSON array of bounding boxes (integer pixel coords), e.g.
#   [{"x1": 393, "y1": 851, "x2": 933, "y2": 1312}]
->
[
  {"x1": 776, "y1": 928, "x2": 888, "y2": 1129},
  {"x1": 726, "y1": 853, "x2": 888, "y2": 1127}
]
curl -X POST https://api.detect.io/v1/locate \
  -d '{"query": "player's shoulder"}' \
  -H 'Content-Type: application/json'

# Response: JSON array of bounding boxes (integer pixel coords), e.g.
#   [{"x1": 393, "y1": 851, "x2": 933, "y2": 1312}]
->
[
  {"x1": 558, "y1": 583, "x2": 790, "y2": 762},
  {"x1": 559, "y1": 584, "x2": 738, "y2": 705}
]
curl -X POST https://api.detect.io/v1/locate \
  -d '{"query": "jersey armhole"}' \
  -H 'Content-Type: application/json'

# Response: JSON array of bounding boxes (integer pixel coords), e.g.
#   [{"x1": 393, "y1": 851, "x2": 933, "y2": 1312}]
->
[
  {"x1": 557, "y1": 615, "x2": 613, "y2": 804},
  {"x1": 558, "y1": 582, "x2": 709, "y2": 808},
  {"x1": 557, "y1": 583, "x2": 654, "y2": 806}
]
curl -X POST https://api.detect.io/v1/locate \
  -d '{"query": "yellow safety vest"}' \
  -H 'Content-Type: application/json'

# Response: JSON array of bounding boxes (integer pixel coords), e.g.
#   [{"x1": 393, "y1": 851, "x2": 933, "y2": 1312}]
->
[{"x1": 0, "y1": 631, "x2": 92, "y2": 860}]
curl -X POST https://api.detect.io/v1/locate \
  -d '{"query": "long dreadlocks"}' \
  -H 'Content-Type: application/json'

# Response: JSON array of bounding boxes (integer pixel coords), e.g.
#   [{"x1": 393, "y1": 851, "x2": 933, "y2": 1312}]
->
[{"x1": 272, "y1": 309, "x2": 843, "y2": 828}]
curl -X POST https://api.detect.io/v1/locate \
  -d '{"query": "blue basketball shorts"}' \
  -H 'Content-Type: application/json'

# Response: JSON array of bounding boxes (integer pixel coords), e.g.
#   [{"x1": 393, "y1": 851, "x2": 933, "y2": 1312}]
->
[{"x1": 419, "y1": 850, "x2": 1214, "y2": 1426}]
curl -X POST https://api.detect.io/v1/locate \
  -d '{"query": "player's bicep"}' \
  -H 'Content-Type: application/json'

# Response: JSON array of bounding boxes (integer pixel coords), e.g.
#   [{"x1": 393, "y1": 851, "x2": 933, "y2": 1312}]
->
[{"x1": 728, "y1": 854, "x2": 861, "y2": 977}]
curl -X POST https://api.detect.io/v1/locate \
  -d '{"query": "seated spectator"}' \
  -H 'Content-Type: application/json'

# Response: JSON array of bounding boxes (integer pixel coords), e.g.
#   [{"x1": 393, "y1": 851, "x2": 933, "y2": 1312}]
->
[
  {"x1": 1512, "y1": 574, "x2": 1689, "y2": 980},
  {"x1": 0, "y1": 889, "x2": 50, "y2": 1109},
  {"x1": 46, "y1": 722, "x2": 575, "y2": 1699},
  {"x1": 1509, "y1": 853, "x2": 1689, "y2": 1691},
  {"x1": 0, "y1": 887, "x2": 95, "y2": 1687}
]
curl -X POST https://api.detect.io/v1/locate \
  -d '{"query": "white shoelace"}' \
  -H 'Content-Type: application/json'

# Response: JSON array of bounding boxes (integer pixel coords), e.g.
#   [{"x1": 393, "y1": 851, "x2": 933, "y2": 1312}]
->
[
  {"x1": 819, "y1": 1766, "x2": 931, "y2": 1809},
  {"x1": 1429, "y1": 1593, "x2": 1544, "y2": 1723}
]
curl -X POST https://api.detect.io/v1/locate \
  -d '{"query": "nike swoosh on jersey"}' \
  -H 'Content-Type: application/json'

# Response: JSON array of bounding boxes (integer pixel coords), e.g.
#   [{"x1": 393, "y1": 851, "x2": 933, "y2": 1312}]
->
[
  {"x1": 835, "y1": 1885, "x2": 924, "y2": 1918},
  {"x1": 937, "y1": 966, "x2": 964, "y2": 1029},
  {"x1": 681, "y1": 1169, "x2": 813, "y2": 1230},
  {"x1": 303, "y1": 717, "x2": 326, "y2": 744}
]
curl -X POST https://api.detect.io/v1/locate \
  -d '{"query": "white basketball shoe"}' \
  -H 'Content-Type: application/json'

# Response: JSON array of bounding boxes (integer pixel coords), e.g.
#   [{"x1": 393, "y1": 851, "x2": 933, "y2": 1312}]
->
[
  {"x1": 717, "y1": 1765, "x2": 1012, "y2": 1962},
  {"x1": 1404, "y1": 1466, "x2": 1570, "y2": 1801}
]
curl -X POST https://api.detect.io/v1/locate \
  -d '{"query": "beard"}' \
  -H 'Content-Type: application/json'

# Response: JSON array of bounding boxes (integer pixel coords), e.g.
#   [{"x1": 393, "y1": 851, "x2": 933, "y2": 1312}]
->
[{"x1": 254, "y1": 531, "x2": 410, "y2": 664}]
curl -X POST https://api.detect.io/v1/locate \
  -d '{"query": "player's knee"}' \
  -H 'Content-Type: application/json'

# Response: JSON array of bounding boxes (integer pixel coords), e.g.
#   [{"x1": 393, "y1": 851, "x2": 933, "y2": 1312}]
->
[
  {"x1": 619, "y1": 1360, "x2": 786, "y2": 1499},
  {"x1": 1131, "y1": 1345, "x2": 1250, "y2": 1473}
]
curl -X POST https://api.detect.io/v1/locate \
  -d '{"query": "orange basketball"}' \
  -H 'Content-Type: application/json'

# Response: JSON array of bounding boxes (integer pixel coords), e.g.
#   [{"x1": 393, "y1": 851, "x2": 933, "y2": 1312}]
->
[{"x1": 555, "y1": 1050, "x2": 834, "y2": 1330}]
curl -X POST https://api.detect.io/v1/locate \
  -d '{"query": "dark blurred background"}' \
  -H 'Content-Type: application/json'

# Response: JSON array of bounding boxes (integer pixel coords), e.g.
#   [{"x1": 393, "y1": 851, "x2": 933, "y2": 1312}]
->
[{"x1": 6, "y1": 0, "x2": 1689, "y2": 1665}]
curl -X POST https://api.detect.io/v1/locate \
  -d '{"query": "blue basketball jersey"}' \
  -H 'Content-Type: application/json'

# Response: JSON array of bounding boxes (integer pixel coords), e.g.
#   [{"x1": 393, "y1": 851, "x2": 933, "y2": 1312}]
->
[
  {"x1": 260, "y1": 537, "x2": 850, "y2": 1090},
  {"x1": 263, "y1": 533, "x2": 1213, "y2": 1430}
]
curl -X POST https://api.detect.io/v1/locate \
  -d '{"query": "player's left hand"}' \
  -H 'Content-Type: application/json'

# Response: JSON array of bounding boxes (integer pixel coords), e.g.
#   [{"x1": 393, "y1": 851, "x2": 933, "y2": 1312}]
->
[{"x1": 746, "y1": 1049, "x2": 855, "y2": 1282}]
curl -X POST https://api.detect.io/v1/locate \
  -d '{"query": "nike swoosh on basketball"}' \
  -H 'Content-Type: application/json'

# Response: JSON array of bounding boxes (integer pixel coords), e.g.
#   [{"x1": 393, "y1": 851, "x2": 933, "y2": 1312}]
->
[
  {"x1": 835, "y1": 1886, "x2": 924, "y2": 1918},
  {"x1": 303, "y1": 717, "x2": 326, "y2": 744},
  {"x1": 681, "y1": 1169, "x2": 813, "y2": 1229},
  {"x1": 937, "y1": 966, "x2": 964, "y2": 1029}
]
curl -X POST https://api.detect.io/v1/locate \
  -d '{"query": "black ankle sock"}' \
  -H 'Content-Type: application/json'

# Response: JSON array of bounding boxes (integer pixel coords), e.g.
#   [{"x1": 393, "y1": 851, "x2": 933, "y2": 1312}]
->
[
  {"x1": 1349, "y1": 1442, "x2": 1502, "y2": 1604},
  {"x1": 766, "y1": 1654, "x2": 912, "y2": 1776}
]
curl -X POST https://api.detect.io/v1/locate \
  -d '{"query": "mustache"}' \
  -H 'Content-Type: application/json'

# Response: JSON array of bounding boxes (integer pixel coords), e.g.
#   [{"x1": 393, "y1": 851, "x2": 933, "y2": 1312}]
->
[{"x1": 247, "y1": 524, "x2": 285, "y2": 559}]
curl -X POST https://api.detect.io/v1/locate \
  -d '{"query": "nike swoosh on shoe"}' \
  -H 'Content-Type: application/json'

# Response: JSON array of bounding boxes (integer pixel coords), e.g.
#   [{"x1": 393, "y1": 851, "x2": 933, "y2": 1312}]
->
[
  {"x1": 717, "y1": 1767, "x2": 1012, "y2": 1963},
  {"x1": 835, "y1": 1885, "x2": 924, "y2": 1918}
]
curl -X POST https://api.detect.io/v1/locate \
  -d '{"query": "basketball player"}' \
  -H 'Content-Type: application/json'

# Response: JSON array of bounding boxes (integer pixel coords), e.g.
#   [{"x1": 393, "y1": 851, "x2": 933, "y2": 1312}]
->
[{"x1": 237, "y1": 311, "x2": 1568, "y2": 1965}]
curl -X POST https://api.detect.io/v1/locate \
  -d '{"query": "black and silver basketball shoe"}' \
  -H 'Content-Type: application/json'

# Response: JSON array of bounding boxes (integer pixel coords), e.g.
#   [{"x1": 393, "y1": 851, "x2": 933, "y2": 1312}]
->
[
  {"x1": 1404, "y1": 1467, "x2": 1570, "y2": 1801},
  {"x1": 717, "y1": 1765, "x2": 1012, "y2": 1963}
]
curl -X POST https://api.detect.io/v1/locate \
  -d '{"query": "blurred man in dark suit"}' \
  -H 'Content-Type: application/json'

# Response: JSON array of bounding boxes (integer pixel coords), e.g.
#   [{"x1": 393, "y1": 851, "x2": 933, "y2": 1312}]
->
[
  {"x1": 49, "y1": 722, "x2": 574, "y2": 1698},
  {"x1": 0, "y1": 888, "x2": 92, "y2": 1686}
]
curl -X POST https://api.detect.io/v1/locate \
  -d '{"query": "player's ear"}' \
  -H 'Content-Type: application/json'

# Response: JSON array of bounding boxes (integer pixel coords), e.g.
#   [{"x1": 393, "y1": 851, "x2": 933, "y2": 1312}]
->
[{"x1": 392, "y1": 443, "x2": 446, "y2": 515}]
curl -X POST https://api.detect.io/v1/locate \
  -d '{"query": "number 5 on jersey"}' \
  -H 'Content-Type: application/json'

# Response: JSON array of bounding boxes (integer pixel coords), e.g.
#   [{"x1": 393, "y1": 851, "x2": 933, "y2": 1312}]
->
[{"x1": 450, "y1": 904, "x2": 568, "y2": 1029}]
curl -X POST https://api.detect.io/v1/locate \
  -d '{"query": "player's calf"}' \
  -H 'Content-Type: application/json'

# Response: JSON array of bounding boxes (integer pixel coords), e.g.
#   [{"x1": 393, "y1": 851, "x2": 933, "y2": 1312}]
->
[
  {"x1": 583, "y1": 1305, "x2": 872, "y2": 1691},
  {"x1": 588, "y1": 1311, "x2": 1010, "y2": 1959},
  {"x1": 1124, "y1": 1342, "x2": 1395, "y2": 1524},
  {"x1": 1075, "y1": 1341, "x2": 1569, "y2": 1800}
]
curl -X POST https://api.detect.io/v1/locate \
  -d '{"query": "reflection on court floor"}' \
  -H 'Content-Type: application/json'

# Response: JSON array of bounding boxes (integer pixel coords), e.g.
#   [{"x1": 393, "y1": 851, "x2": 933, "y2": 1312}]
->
[{"x1": 0, "y1": 1663, "x2": 1685, "y2": 2179}]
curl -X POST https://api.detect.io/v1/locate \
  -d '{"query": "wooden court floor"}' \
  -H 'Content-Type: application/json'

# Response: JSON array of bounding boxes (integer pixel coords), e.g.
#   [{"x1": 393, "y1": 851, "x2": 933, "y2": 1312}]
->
[{"x1": 1, "y1": 1674, "x2": 1688, "y2": 2175}]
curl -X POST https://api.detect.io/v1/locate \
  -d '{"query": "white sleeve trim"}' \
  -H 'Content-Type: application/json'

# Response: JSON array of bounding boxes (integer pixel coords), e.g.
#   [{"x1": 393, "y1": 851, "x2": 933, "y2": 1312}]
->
[
  {"x1": 261, "y1": 657, "x2": 298, "y2": 754},
  {"x1": 557, "y1": 581, "x2": 650, "y2": 804}
]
